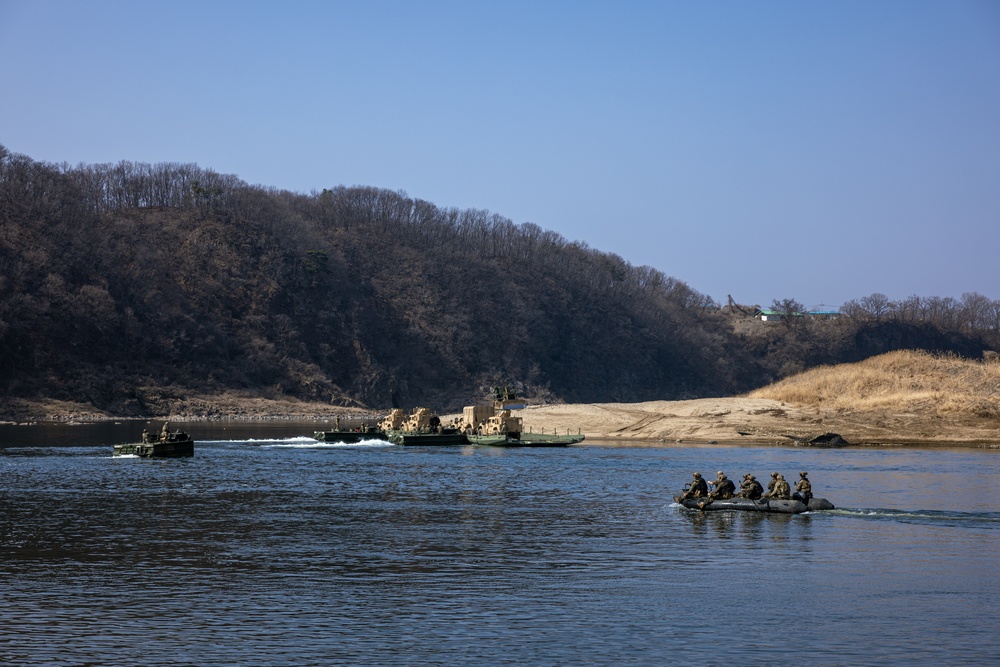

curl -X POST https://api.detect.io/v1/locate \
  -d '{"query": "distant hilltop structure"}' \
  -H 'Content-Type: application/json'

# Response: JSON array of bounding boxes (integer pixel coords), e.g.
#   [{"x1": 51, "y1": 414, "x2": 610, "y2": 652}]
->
[
  {"x1": 754, "y1": 306, "x2": 841, "y2": 322},
  {"x1": 724, "y1": 295, "x2": 841, "y2": 322}
]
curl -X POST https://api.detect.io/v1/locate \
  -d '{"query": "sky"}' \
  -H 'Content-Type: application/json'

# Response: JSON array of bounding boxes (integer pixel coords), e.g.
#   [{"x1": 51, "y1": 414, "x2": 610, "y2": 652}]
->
[{"x1": 2, "y1": 0, "x2": 998, "y2": 309}]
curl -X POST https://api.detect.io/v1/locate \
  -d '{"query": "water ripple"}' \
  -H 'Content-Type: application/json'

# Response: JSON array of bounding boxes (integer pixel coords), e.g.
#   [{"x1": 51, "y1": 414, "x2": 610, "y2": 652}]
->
[{"x1": 2, "y1": 431, "x2": 999, "y2": 666}]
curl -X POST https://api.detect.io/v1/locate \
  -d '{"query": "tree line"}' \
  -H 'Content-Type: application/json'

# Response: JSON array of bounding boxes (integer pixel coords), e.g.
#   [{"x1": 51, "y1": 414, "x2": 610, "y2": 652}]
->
[
  {"x1": 840, "y1": 292, "x2": 1000, "y2": 332},
  {"x1": 1, "y1": 145, "x2": 996, "y2": 415}
]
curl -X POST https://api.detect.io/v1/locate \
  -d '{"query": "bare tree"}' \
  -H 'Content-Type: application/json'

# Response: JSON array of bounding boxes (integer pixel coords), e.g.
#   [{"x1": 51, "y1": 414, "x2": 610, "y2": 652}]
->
[{"x1": 858, "y1": 293, "x2": 894, "y2": 320}]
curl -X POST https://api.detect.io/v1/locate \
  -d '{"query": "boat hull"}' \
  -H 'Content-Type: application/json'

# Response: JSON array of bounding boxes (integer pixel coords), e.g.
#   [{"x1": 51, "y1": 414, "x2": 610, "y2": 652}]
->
[
  {"x1": 467, "y1": 433, "x2": 585, "y2": 447},
  {"x1": 386, "y1": 430, "x2": 470, "y2": 446},
  {"x1": 113, "y1": 437, "x2": 194, "y2": 458},
  {"x1": 313, "y1": 430, "x2": 386, "y2": 443},
  {"x1": 673, "y1": 492, "x2": 834, "y2": 513}
]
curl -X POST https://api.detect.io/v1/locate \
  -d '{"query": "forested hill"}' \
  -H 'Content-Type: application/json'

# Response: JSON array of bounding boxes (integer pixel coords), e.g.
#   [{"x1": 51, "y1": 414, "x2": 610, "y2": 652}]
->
[{"x1": 1, "y1": 145, "x2": 997, "y2": 415}]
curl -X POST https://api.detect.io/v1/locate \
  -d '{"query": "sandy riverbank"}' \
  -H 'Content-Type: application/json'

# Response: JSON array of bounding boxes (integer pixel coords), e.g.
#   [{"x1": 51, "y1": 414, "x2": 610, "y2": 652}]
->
[
  {"x1": 2, "y1": 394, "x2": 997, "y2": 447},
  {"x1": 3, "y1": 351, "x2": 998, "y2": 446},
  {"x1": 516, "y1": 397, "x2": 999, "y2": 447}
]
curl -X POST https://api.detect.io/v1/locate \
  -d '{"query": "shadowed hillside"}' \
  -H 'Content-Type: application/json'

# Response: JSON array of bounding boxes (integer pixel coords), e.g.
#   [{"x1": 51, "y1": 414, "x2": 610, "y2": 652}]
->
[{"x1": 1, "y1": 145, "x2": 998, "y2": 418}]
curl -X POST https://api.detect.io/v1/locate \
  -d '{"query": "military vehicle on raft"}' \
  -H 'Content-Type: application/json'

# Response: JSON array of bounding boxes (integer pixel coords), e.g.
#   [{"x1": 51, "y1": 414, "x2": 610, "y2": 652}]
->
[
  {"x1": 378, "y1": 407, "x2": 468, "y2": 445},
  {"x1": 461, "y1": 387, "x2": 584, "y2": 447},
  {"x1": 113, "y1": 424, "x2": 194, "y2": 458},
  {"x1": 377, "y1": 387, "x2": 585, "y2": 447}
]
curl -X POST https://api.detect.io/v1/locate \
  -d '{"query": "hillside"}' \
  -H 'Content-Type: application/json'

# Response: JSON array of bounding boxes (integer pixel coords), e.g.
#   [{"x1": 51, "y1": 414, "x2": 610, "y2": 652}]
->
[{"x1": 1, "y1": 145, "x2": 998, "y2": 419}]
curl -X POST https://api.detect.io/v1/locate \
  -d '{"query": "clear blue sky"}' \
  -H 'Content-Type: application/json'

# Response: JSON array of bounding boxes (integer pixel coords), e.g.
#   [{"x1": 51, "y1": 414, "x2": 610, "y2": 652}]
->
[{"x1": 2, "y1": 0, "x2": 998, "y2": 308}]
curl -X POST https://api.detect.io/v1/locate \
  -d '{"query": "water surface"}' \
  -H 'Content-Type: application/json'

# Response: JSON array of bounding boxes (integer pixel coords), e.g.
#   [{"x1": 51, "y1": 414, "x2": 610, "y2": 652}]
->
[{"x1": 2, "y1": 422, "x2": 998, "y2": 666}]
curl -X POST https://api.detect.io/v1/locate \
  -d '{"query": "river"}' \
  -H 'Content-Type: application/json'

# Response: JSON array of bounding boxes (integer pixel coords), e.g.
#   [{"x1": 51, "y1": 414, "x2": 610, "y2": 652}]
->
[{"x1": 2, "y1": 421, "x2": 998, "y2": 666}]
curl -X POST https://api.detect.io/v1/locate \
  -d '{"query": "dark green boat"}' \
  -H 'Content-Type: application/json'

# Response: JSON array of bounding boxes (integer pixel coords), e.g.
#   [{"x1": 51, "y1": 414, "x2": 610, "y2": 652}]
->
[
  {"x1": 313, "y1": 428, "x2": 386, "y2": 443},
  {"x1": 113, "y1": 431, "x2": 194, "y2": 458},
  {"x1": 466, "y1": 432, "x2": 585, "y2": 447},
  {"x1": 387, "y1": 429, "x2": 470, "y2": 446}
]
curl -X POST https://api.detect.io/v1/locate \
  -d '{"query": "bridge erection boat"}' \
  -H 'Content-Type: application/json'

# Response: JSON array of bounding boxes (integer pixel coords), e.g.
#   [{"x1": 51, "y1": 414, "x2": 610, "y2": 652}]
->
[
  {"x1": 313, "y1": 416, "x2": 386, "y2": 443},
  {"x1": 313, "y1": 429, "x2": 387, "y2": 443},
  {"x1": 113, "y1": 429, "x2": 194, "y2": 458}
]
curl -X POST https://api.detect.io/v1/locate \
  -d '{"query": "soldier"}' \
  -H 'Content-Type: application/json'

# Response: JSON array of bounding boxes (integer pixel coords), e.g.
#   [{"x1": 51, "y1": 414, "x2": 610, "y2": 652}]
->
[
  {"x1": 679, "y1": 472, "x2": 708, "y2": 501},
  {"x1": 765, "y1": 471, "x2": 779, "y2": 496},
  {"x1": 141, "y1": 428, "x2": 150, "y2": 444},
  {"x1": 160, "y1": 421, "x2": 170, "y2": 441},
  {"x1": 708, "y1": 471, "x2": 736, "y2": 499},
  {"x1": 698, "y1": 471, "x2": 736, "y2": 509},
  {"x1": 738, "y1": 474, "x2": 763, "y2": 500},
  {"x1": 793, "y1": 471, "x2": 813, "y2": 505},
  {"x1": 766, "y1": 473, "x2": 791, "y2": 500},
  {"x1": 737, "y1": 473, "x2": 750, "y2": 492}
]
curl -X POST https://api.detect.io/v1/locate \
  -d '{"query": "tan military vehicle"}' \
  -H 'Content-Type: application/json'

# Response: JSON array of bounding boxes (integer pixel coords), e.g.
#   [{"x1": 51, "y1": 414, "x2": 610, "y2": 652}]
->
[
  {"x1": 400, "y1": 407, "x2": 441, "y2": 433},
  {"x1": 476, "y1": 408, "x2": 522, "y2": 438},
  {"x1": 380, "y1": 406, "x2": 468, "y2": 445},
  {"x1": 459, "y1": 386, "x2": 524, "y2": 439},
  {"x1": 377, "y1": 408, "x2": 405, "y2": 432},
  {"x1": 459, "y1": 404, "x2": 493, "y2": 433}
]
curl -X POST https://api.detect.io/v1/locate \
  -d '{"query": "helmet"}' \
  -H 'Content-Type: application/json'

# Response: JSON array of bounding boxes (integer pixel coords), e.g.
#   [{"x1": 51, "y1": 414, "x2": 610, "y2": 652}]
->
[
  {"x1": 800, "y1": 471, "x2": 808, "y2": 477},
  {"x1": 693, "y1": 472, "x2": 701, "y2": 478}
]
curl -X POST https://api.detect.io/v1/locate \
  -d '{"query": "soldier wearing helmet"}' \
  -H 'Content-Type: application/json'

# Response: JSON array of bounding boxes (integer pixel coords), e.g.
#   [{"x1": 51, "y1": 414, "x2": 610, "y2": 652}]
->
[
  {"x1": 679, "y1": 472, "x2": 708, "y2": 501},
  {"x1": 738, "y1": 474, "x2": 763, "y2": 500},
  {"x1": 765, "y1": 473, "x2": 791, "y2": 500},
  {"x1": 708, "y1": 471, "x2": 735, "y2": 499},
  {"x1": 698, "y1": 471, "x2": 736, "y2": 509},
  {"x1": 764, "y1": 471, "x2": 778, "y2": 497},
  {"x1": 793, "y1": 471, "x2": 813, "y2": 505}
]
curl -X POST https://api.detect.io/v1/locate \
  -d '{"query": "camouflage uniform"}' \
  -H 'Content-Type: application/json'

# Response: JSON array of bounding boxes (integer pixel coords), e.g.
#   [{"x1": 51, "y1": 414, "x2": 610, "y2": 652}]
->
[
  {"x1": 707, "y1": 471, "x2": 736, "y2": 500},
  {"x1": 698, "y1": 471, "x2": 736, "y2": 508},
  {"x1": 765, "y1": 472, "x2": 778, "y2": 496},
  {"x1": 770, "y1": 474, "x2": 791, "y2": 500},
  {"x1": 738, "y1": 475, "x2": 763, "y2": 500},
  {"x1": 680, "y1": 473, "x2": 708, "y2": 500},
  {"x1": 793, "y1": 472, "x2": 813, "y2": 504}
]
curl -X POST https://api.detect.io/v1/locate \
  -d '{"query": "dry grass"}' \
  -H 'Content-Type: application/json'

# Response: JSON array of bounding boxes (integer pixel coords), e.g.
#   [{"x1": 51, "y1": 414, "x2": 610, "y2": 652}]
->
[{"x1": 749, "y1": 350, "x2": 1000, "y2": 419}]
